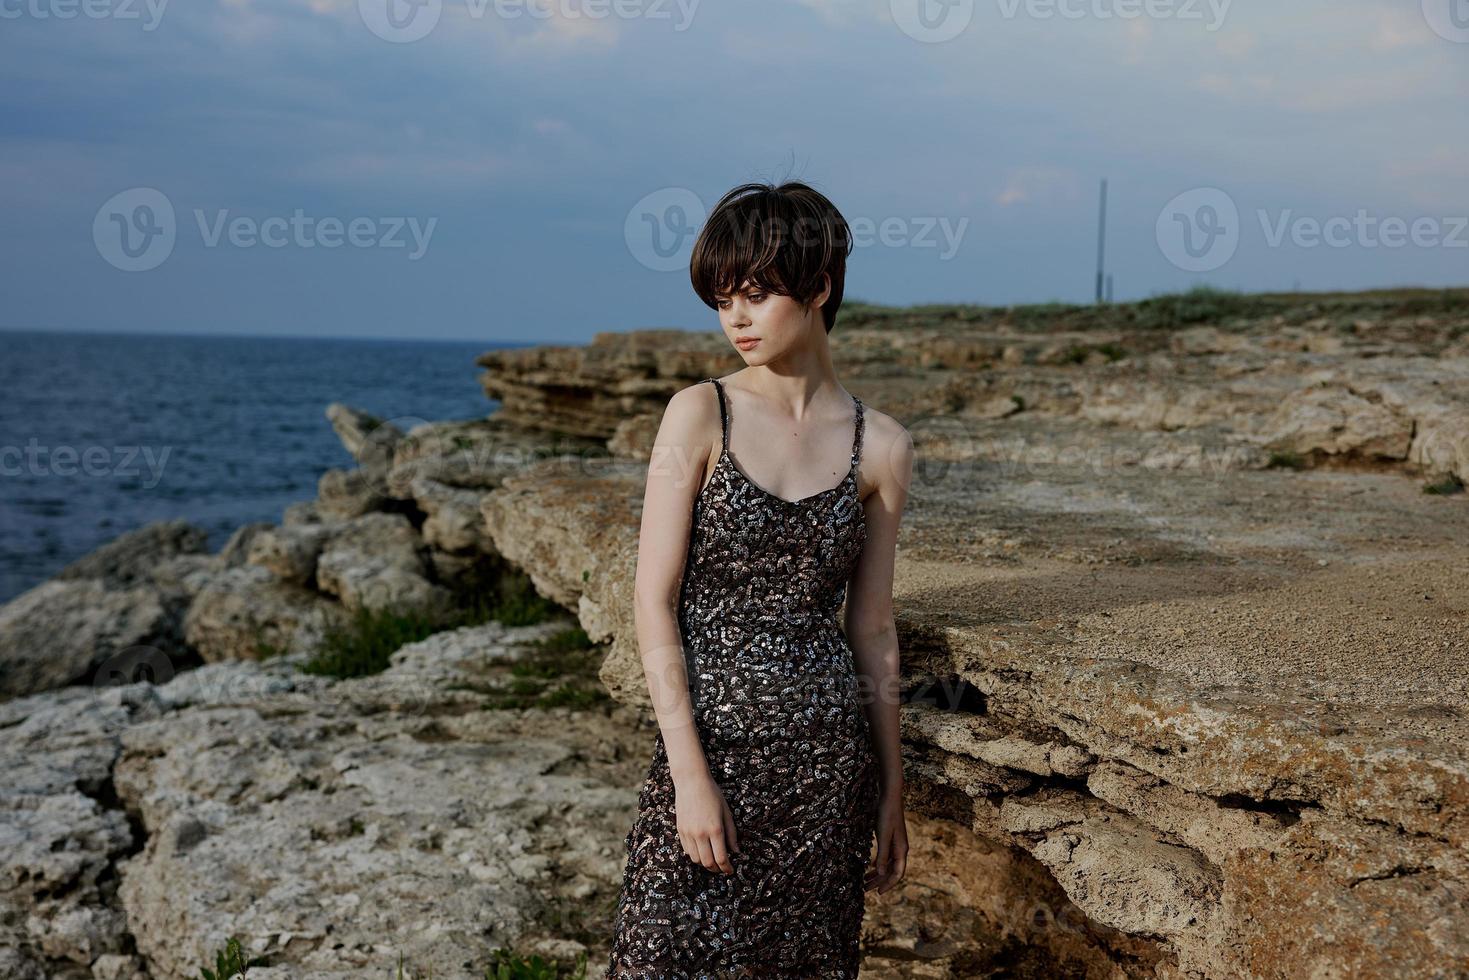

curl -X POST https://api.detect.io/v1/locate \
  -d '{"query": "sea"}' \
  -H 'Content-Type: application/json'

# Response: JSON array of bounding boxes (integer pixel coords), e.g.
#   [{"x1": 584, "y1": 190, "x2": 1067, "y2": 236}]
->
[{"x1": 0, "y1": 330, "x2": 519, "y2": 605}]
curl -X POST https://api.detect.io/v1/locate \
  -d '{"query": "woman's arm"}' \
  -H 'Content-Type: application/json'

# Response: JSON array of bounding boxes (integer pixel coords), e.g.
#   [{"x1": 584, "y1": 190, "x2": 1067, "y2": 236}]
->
[
  {"x1": 633, "y1": 383, "x2": 713, "y2": 779},
  {"x1": 631, "y1": 383, "x2": 740, "y2": 874},
  {"x1": 844, "y1": 410, "x2": 913, "y2": 892}
]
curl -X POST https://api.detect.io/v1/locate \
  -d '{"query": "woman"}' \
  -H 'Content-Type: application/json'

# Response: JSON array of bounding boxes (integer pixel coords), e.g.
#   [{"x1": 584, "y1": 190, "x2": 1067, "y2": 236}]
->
[{"x1": 607, "y1": 180, "x2": 912, "y2": 978}]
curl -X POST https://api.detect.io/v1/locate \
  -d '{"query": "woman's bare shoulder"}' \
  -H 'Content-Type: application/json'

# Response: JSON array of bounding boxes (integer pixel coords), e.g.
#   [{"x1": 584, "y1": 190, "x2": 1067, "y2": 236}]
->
[
  {"x1": 859, "y1": 404, "x2": 913, "y2": 463},
  {"x1": 655, "y1": 378, "x2": 722, "y2": 444},
  {"x1": 856, "y1": 403, "x2": 914, "y2": 500}
]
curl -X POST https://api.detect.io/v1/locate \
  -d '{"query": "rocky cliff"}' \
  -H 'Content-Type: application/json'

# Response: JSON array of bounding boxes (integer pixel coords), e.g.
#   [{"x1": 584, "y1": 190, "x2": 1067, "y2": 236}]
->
[{"x1": 2, "y1": 287, "x2": 1467, "y2": 978}]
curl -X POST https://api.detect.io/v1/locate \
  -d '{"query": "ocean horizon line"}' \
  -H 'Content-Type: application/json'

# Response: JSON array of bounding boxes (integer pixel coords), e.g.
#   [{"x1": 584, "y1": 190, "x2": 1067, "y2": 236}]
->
[{"x1": 0, "y1": 325, "x2": 547, "y2": 347}]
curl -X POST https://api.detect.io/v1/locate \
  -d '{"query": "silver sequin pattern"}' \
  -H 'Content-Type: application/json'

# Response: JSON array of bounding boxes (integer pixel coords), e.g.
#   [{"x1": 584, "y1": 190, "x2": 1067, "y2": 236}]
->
[{"x1": 607, "y1": 377, "x2": 879, "y2": 979}]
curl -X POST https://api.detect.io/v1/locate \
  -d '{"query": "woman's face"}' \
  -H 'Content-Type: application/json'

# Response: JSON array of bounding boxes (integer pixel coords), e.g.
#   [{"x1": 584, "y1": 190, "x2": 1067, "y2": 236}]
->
[{"x1": 715, "y1": 277, "x2": 828, "y2": 363}]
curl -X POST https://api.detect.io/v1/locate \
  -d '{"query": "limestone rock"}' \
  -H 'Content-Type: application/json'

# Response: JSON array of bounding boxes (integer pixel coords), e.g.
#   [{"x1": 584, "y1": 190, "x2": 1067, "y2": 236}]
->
[
  {"x1": 316, "y1": 466, "x2": 389, "y2": 519},
  {"x1": 1024, "y1": 805, "x2": 1221, "y2": 939},
  {"x1": 0, "y1": 580, "x2": 176, "y2": 699},
  {"x1": 314, "y1": 512, "x2": 451, "y2": 617},
  {"x1": 1, "y1": 619, "x2": 642, "y2": 979},
  {"x1": 54, "y1": 518, "x2": 209, "y2": 589},
  {"x1": 182, "y1": 564, "x2": 346, "y2": 661},
  {"x1": 1259, "y1": 385, "x2": 1413, "y2": 459},
  {"x1": 478, "y1": 458, "x2": 642, "y2": 703},
  {"x1": 245, "y1": 521, "x2": 338, "y2": 586},
  {"x1": 324, "y1": 402, "x2": 402, "y2": 472},
  {"x1": 410, "y1": 475, "x2": 492, "y2": 554},
  {"x1": 215, "y1": 521, "x2": 274, "y2": 568}
]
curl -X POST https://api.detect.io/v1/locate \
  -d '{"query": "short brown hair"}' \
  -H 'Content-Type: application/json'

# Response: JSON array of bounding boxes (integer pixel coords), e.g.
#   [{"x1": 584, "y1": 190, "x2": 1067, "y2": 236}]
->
[{"x1": 689, "y1": 181, "x2": 854, "y2": 334}]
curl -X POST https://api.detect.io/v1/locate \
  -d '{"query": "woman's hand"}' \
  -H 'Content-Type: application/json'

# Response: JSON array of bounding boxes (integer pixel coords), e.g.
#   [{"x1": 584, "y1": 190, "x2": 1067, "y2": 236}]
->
[
  {"x1": 865, "y1": 792, "x2": 909, "y2": 894},
  {"x1": 673, "y1": 772, "x2": 740, "y2": 874}
]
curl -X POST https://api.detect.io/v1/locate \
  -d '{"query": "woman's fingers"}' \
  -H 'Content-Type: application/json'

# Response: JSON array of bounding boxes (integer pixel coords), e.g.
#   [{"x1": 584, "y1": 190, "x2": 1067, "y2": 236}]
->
[
  {"x1": 674, "y1": 780, "x2": 738, "y2": 874},
  {"x1": 864, "y1": 829, "x2": 908, "y2": 893},
  {"x1": 876, "y1": 837, "x2": 909, "y2": 893},
  {"x1": 692, "y1": 828, "x2": 733, "y2": 874},
  {"x1": 707, "y1": 831, "x2": 733, "y2": 874},
  {"x1": 684, "y1": 822, "x2": 734, "y2": 875},
  {"x1": 722, "y1": 799, "x2": 741, "y2": 857}
]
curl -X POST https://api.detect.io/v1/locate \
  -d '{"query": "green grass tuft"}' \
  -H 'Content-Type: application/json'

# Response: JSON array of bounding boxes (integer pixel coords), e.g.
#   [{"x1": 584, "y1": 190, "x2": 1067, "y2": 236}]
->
[
  {"x1": 199, "y1": 936, "x2": 267, "y2": 979},
  {"x1": 447, "y1": 627, "x2": 607, "y2": 711},
  {"x1": 1423, "y1": 474, "x2": 1465, "y2": 495},
  {"x1": 1267, "y1": 451, "x2": 1307, "y2": 470},
  {"x1": 450, "y1": 562, "x2": 564, "y2": 629},
  {"x1": 300, "y1": 605, "x2": 444, "y2": 679},
  {"x1": 483, "y1": 946, "x2": 588, "y2": 979},
  {"x1": 298, "y1": 560, "x2": 570, "y2": 680}
]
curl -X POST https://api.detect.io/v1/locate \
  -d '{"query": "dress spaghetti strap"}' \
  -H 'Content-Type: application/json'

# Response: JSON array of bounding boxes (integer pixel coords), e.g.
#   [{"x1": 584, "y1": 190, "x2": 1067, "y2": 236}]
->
[{"x1": 705, "y1": 377, "x2": 729, "y2": 454}]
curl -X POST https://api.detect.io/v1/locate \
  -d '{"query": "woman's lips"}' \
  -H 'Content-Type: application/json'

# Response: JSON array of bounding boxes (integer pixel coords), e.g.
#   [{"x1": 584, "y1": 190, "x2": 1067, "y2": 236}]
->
[{"x1": 735, "y1": 337, "x2": 760, "y2": 350}]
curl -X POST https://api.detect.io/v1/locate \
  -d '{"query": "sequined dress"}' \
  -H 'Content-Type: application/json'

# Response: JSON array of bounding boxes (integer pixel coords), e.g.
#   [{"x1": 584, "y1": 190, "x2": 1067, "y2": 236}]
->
[{"x1": 606, "y1": 377, "x2": 880, "y2": 979}]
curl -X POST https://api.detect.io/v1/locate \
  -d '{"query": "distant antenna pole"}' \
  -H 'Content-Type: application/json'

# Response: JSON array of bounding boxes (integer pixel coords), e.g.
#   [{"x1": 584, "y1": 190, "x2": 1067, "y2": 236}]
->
[{"x1": 1095, "y1": 178, "x2": 1108, "y2": 304}]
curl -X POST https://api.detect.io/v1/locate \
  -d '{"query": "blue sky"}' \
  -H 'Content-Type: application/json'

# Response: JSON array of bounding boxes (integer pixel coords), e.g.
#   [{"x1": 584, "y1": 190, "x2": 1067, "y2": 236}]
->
[{"x1": 2, "y1": 0, "x2": 1466, "y2": 342}]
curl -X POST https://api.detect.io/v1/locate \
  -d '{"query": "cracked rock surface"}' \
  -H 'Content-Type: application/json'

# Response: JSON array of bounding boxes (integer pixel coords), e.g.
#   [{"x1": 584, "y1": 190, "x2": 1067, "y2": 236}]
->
[{"x1": 1, "y1": 621, "x2": 649, "y2": 979}]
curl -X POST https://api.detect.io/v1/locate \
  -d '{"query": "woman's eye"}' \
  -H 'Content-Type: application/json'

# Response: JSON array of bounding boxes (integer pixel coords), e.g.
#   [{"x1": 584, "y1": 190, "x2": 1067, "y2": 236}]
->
[{"x1": 715, "y1": 293, "x2": 762, "y2": 310}]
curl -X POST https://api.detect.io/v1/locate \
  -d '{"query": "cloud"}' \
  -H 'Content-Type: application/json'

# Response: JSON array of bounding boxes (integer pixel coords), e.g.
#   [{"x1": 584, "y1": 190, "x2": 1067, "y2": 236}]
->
[
  {"x1": 1369, "y1": 8, "x2": 1434, "y2": 50},
  {"x1": 482, "y1": 3, "x2": 622, "y2": 50},
  {"x1": 1120, "y1": 18, "x2": 1152, "y2": 65},
  {"x1": 1194, "y1": 72, "x2": 1275, "y2": 98},
  {"x1": 1275, "y1": 62, "x2": 1440, "y2": 113},
  {"x1": 532, "y1": 118, "x2": 572, "y2": 137},
  {"x1": 1214, "y1": 30, "x2": 1256, "y2": 58},
  {"x1": 787, "y1": 0, "x2": 888, "y2": 26},
  {"x1": 995, "y1": 166, "x2": 1083, "y2": 207},
  {"x1": 1383, "y1": 145, "x2": 1469, "y2": 210}
]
